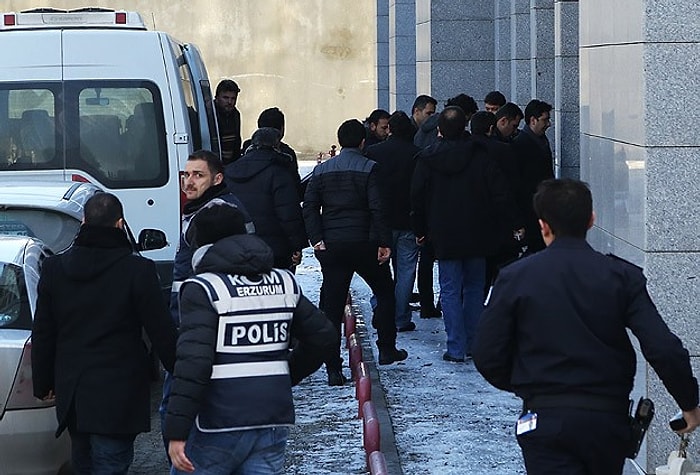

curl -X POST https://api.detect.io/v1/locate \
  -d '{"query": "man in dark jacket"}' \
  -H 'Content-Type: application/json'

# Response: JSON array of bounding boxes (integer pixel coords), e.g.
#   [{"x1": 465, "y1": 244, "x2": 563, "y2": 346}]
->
[
  {"x1": 32, "y1": 193, "x2": 177, "y2": 475},
  {"x1": 473, "y1": 179, "x2": 700, "y2": 474},
  {"x1": 165, "y1": 203, "x2": 335, "y2": 474},
  {"x1": 512, "y1": 99, "x2": 555, "y2": 253},
  {"x1": 411, "y1": 106, "x2": 511, "y2": 363},
  {"x1": 214, "y1": 79, "x2": 242, "y2": 165},
  {"x1": 225, "y1": 127, "x2": 307, "y2": 269},
  {"x1": 303, "y1": 119, "x2": 408, "y2": 386},
  {"x1": 365, "y1": 111, "x2": 421, "y2": 332}
]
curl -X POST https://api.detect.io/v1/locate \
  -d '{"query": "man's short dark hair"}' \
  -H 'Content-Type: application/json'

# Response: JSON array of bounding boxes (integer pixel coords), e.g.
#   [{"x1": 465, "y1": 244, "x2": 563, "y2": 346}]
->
[
  {"x1": 533, "y1": 179, "x2": 592, "y2": 239},
  {"x1": 215, "y1": 79, "x2": 240, "y2": 97},
  {"x1": 437, "y1": 106, "x2": 466, "y2": 140},
  {"x1": 484, "y1": 90, "x2": 507, "y2": 108},
  {"x1": 446, "y1": 94, "x2": 478, "y2": 116},
  {"x1": 524, "y1": 99, "x2": 553, "y2": 123},
  {"x1": 337, "y1": 119, "x2": 366, "y2": 148},
  {"x1": 84, "y1": 192, "x2": 123, "y2": 227},
  {"x1": 494, "y1": 102, "x2": 524, "y2": 121},
  {"x1": 251, "y1": 127, "x2": 281, "y2": 149},
  {"x1": 470, "y1": 111, "x2": 497, "y2": 137},
  {"x1": 366, "y1": 109, "x2": 390, "y2": 126},
  {"x1": 186, "y1": 202, "x2": 247, "y2": 249},
  {"x1": 388, "y1": 111, "x2": 414, "y2": 140},
  {"x1": 188, "y1": 149, "x2": 224, "y2": 175},
  {"x1": 257, "y1": 107, "x2": 285, "y2": 131},
  {"x1": 411, "y1": 95, "x2": 437, "y2": 114}
]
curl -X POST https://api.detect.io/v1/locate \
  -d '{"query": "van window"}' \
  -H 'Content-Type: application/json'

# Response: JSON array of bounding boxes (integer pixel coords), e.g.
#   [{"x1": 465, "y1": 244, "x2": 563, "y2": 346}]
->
[
  {"x1": 0, "y1": 81, "x2": 167, "y2": 189},
  {"x1": 200, "y1": 80, "x2": 220, "y2": 157},
  {"x1": 179, "y1": 64, "x2": 202, "y2": 150},
  {"x1": 0, "y1": 88, "x2": 56, "y2": 167}
]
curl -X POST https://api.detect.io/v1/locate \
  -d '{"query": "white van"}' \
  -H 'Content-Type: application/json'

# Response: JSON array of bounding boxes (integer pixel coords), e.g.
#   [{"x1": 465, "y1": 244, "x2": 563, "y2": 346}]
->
[{"x1": 0, "y1": 7, "x2": 221, "y2": 291}]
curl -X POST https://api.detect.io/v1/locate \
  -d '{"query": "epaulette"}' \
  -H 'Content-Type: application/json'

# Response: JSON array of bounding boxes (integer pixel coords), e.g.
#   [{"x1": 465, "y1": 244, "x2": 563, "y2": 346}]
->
[{"x1": 606, "y1": 253, "x2": 644, "y2": 272}]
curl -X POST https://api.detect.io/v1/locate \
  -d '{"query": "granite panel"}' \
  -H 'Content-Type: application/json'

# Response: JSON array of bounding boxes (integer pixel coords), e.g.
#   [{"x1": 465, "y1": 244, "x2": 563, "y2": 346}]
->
[
  {"x1": 559, "y1": 165, "x2": 580, "y2": 179},
  {"x1": 554, "y1": 56, "x2": 579, "y2": 111},
  {"x1": 378, "y1": 42, "x2": 390, "y2": 68},
  {"x1": 644, "y1": 42, "x2": 700, "y2": 147},
  {"x1": 393, "y1": 1, "x2": 416, "y2": 31},
  {"x1": 511, "y1": 59, "x2": 532, "y2": 104},
  {"x1": 645, "y1": 147, "x2": 700, "y2": 252},
  {"x1": 496, "y1": 61, "x2": 512, "y2": 99},
  {"x1": 554, "y1": 110, "x2": 580, "y2": 171},
  {"x1": 579, "y1": 44, "x2": 646, "y2": 145},
  {"x1": 377, "y1": 11, "x2": 390, "y2": 42},
  {"x1": 395, "y1": 93, "x2": 415, "y2": 114},
  {"x1": 646, "y1": 357, "x2": 700, "y2": 472},
  {"x1": 377, "y1": 0, "x2": 389, "y2": 16},
  {"x1": 554, "y1": 0, "x2": 578, "y2": 57},
  {"x1": 531, "y1": 6, "x2": 555, "y2": 59},
  {"x1": 416, "y1": 21, "x2": 431, "y2": 61},
  {"x1": 511, "y1": 0, "x2": 530, "y2": 15},
  {"x1": 496, "y1": 17, "x2": 511, "y2": 60},
  {"x1": 430, "y1": 0, "x2": 494, "y2": 21},
  {"x1": 579, "y1": 0, "x2": 643, "y2": 47},
  {"x1": 429, "y1": 61, "x2": 494, "y2": 103},
  {"x1": 496, "y1": 0, "x2": 510, "y2": 20},
  {"x1": 531, "y1": 57, "x2": 555, "y2": 104},
  {"x1": 531, "y1": 0, "x2": 556, "y2": 9},
  {"x1": 395, "y1": 66, "x2": 416, "y2": 95},
  {"x1": 645, "y1": 0, "x2": 700, "y2": 43},
  {"x1": 511, "y1": 12, "x2": 531, "y2": 59},
  {"x1": 431, "y1": 19, "x2": 494, "y2": 61},
  {"x1": 392, "y1": 36, "x2": 416, "y2": 65}
]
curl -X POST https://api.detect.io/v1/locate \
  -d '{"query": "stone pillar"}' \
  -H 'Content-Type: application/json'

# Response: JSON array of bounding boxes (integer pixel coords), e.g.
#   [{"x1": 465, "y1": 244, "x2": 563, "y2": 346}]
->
[
  {"x1": 529, "y1": 0, "x2": 554, "y2": 101},
  {"x1": 389, "y1": 0, "x2": 416, "y2": 113},
  {"x1": 377, "y1": 0, "x2": 390, "y2": 110},
  {"x1": 581, "y1": 1, "x2": 700, "y2": 472},
  {"x1": 554, "y1": 0, "x2": 578, "y2": 178},
  {"x1": 494, "y1": 0, "x2": 512, "y2": 101},
  {"x1": 510, "y1": 0, "x2": 531, "y2": 105},
  {"x1": 415, "y1": 0, "x2": 494, "y2": 104}
]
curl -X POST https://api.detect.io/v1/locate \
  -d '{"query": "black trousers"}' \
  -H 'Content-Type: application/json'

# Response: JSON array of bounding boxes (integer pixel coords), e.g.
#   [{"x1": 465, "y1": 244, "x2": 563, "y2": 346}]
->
[
  {"x1": 517, "y1": 408, "x2": 631, "y2": 475},
  {"x1": 417, "y1": 241, "x2": 437, "y2": 312},
  {"x1": 315, "y1": 242, "x2": 397, "y2": 369}
]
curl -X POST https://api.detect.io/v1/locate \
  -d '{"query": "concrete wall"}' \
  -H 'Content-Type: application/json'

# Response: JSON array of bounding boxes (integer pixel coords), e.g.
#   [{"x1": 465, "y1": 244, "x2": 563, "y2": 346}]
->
[
  {"x1": 6, "y1": 0, "x2": 377, "y2": 156},
  {"x1": 581, "y1": 1, "x2": 700, "y2": 470}
]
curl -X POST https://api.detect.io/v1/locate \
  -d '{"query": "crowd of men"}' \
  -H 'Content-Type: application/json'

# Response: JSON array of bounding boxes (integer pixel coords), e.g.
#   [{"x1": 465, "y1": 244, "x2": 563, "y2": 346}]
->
[{"x1": 28, "y1": 79, "x2": 700, "y2": 475}]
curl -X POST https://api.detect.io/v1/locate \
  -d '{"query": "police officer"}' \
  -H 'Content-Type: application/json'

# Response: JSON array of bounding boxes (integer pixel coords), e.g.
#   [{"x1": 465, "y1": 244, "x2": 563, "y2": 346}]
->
[{"x1": 473, "y1": 178, "x2": 700, "y2": 474}]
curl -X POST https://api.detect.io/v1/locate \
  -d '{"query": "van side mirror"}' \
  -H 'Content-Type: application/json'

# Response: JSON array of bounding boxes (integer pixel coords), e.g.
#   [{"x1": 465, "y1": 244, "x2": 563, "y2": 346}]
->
[{"x1": 137, "y1": 229, "x2": 168, "y2": 251}]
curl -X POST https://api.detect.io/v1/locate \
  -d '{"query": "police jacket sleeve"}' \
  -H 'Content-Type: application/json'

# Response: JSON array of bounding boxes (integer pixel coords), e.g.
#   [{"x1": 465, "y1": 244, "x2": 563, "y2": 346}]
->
[
  {"x1": 623, "y1": 266, "x2": 699, "y2": 410},
  {"x1": 302, "y1": 169, "x2": 323, "y2": 246},
  {"x1": 288, "y1": 295, "x2": 336, "y2": 386},
  {"x1": 31, "y1": 257, "x2": 58, "y2": 399},
  {"x1": 164, "y1": 282, "x2": 219, "y2": 441},
  {"x1": 472, "y1": 270, "x2": 517, "y2": 392},
  {"x1": 136, "y1": 258, "x2": 178, "y2": 373}
]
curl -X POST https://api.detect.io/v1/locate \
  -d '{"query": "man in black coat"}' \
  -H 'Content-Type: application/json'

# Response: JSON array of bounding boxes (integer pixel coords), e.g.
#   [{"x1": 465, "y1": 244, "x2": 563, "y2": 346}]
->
[
  {"x1": 411, "y1": 106, "x2": 511, "y2": 363},
  {"x1": 304, "y1": 119, "x2": 408, "y2": 386},
  {"x1": 511, "y1": 99, "x2": 555, "y2": 253},
  {"x1": 365, "y1": 111, "x2": 421, "y2": 332},
  {"x1": 32, "y1": 193, "x2": 177, "y2": 475},
  {"x1": 473, "y1": 179, "x2": 700, "y2": 474},
  {"x1": 225, "y1": 127, "x2": 307, "y2": 269}
]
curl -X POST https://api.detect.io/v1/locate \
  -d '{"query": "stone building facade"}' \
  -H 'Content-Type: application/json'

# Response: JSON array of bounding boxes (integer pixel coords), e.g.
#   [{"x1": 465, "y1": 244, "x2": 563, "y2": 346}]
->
[{"x1": 377, "y1": 1, "x2": 700, "y2": 471}]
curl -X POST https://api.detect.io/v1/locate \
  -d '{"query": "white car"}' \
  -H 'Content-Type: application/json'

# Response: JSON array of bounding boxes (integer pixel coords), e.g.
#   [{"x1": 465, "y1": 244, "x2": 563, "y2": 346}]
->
[{"x1": 0, "y1": 181, "x2": 166, "y2": 474}]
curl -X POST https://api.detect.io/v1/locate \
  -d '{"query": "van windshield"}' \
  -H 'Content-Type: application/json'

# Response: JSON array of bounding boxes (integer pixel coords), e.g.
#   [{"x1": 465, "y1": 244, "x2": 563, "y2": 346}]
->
[{"x1": 0, "y1": 81, "x2": 167, "y2": 189}]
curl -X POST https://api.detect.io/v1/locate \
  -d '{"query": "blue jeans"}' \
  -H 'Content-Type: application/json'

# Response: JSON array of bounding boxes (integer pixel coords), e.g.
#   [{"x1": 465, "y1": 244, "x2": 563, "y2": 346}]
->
[
  {"x1": 392, "y1": 230, "x2": 419, "y2": 328},
  {"x1": 171, "y1": 426, "x2": 288, "y2": 475},
  {"x1": 438, "y1": 257, "x2": 485, "y2": 359},
  {"x1": 68, "y1": 430, "x2": 136, "y2": 475}
]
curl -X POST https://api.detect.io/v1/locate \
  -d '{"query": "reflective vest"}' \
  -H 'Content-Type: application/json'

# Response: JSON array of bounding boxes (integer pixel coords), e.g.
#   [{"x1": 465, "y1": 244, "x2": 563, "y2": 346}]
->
[{"x1": 182, "y1": 268, "x2": 300, "y2": 432}]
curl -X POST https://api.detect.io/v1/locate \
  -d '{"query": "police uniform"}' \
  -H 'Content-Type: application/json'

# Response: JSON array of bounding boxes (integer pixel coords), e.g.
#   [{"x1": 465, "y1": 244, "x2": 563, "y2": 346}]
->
[{"x1": 473, "y1": 236, "x2": 698, "y2": 474}]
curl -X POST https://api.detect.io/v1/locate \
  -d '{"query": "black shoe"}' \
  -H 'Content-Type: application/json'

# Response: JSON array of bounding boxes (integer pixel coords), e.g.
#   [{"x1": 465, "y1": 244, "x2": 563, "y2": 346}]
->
[
  {"x1": 420, "y1": 309, "x2": 442, "y2": 319},
  {"x1": 409, "y1": 303, "x2": 421, "y2": 311},
  {"x1": 397, "y1": 322, "x2": 416, "y2": 332},
  {"x1": 379, "y1": 348, "x2": 408, "y2": 365},
  {"x1": 327, "y1": 369, "x2": 347, "y2": 386},
  {"x1": 442, "y1": 352, "x2": 465, "y2": 363}
]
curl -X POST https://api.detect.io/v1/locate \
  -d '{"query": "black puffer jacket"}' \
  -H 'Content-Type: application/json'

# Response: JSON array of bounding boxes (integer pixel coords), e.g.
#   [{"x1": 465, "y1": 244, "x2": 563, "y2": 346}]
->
[
  {"x1": 303, "y1": 147, "x2": 391, "y2": 247},
  {"x1": 411, "y1": 137, "x2": 512, "y2": 259},
  {"x1": 164, "y1": 234, "x2": 335, "y2": 440},
  {"x1": 224, "y1": 147, "x2": 307, "y2": 268}
]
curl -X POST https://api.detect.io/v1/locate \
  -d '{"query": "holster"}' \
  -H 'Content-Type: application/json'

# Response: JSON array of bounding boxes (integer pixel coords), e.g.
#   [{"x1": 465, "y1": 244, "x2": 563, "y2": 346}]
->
[{"x1": 627, "y1": 397, "x2": 654, "y2": 459}]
